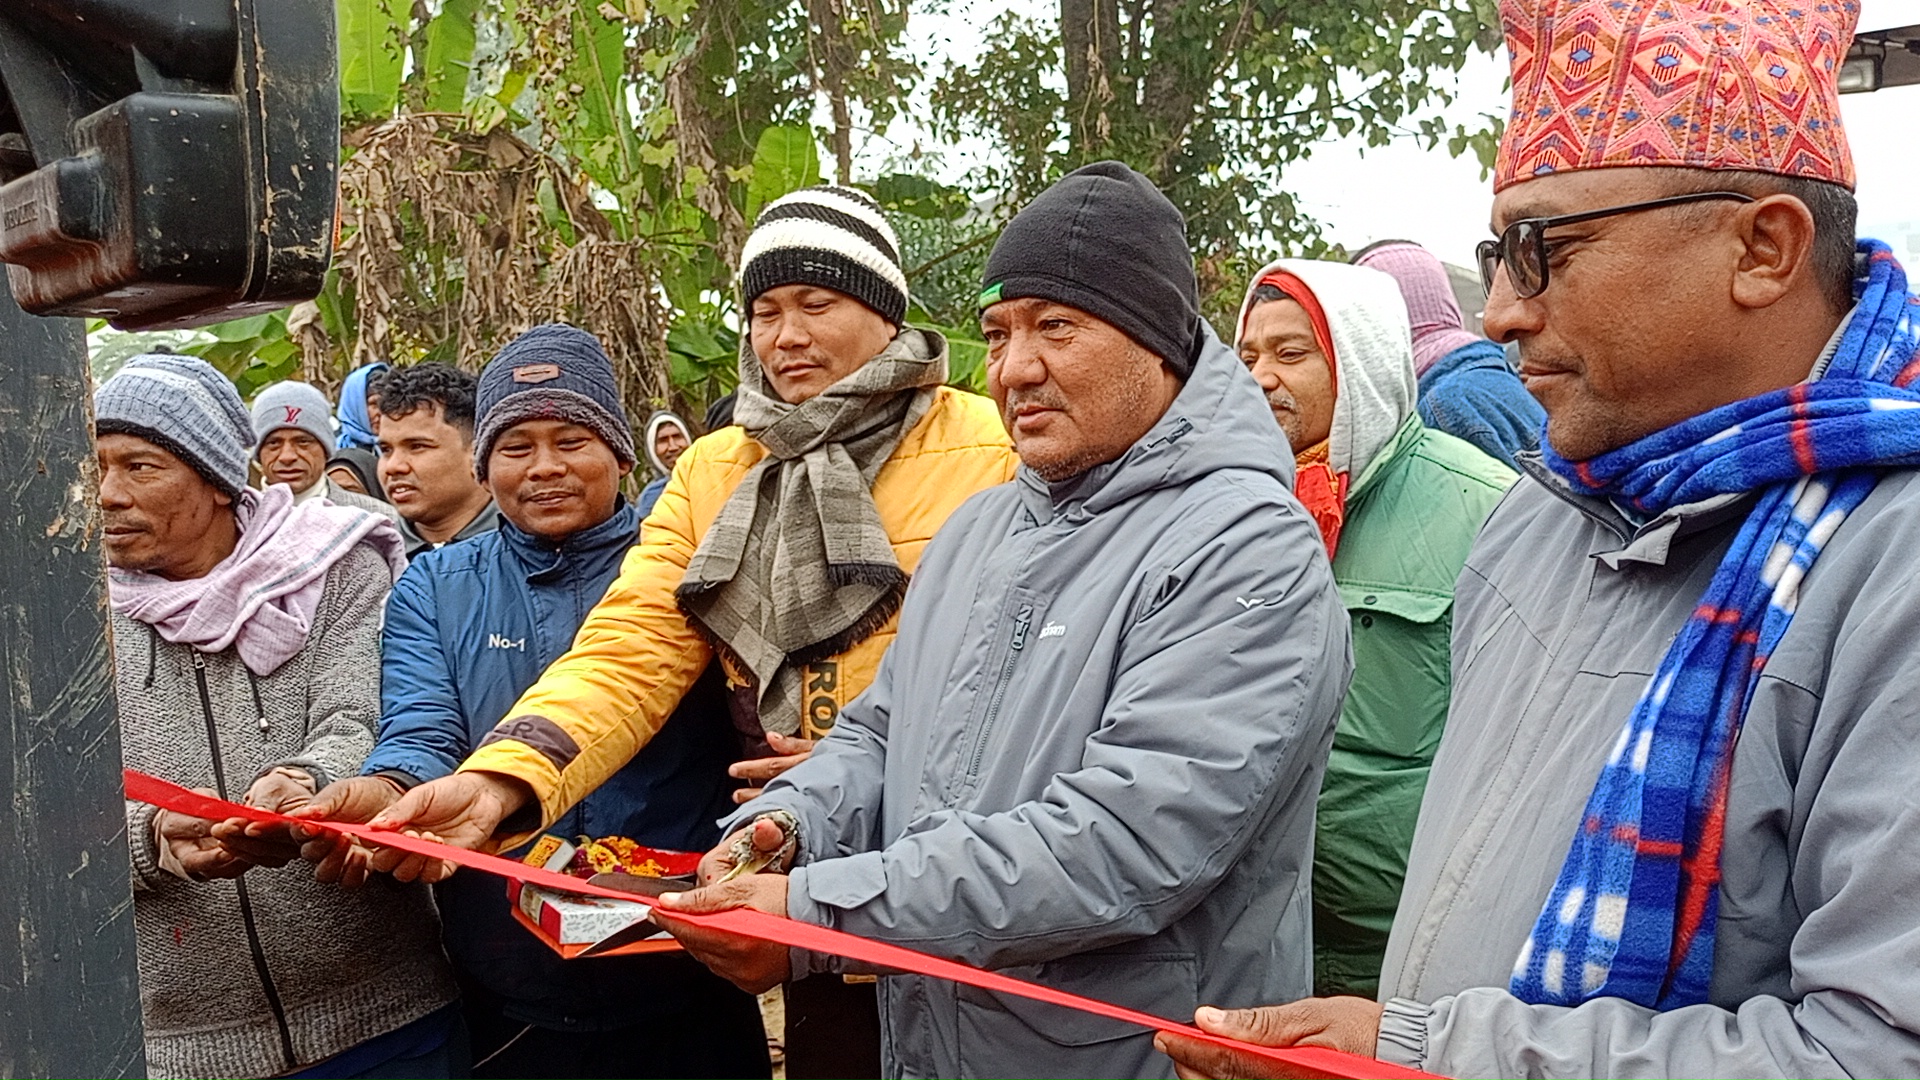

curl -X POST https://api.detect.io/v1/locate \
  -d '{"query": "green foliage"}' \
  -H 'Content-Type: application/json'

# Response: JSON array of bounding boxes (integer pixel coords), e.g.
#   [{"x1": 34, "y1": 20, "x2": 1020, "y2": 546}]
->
[
  {"x1": 419, "y1": 0, "x2": 481, "y2": 112},
  {"x1": 928, "y1": 320, "x2": 990, "y2": 395},
  {"x1": 932, "y1": 0, "x2": 1502, "y2": 259},
  {"x1": 666, "y1": 318, "x2": 741, "y2": 410},
  {"x1": 746, "y1": 125, "x2": 822, "y2": 219},
  {"x1": 156, "y1": 0, "x2": 1495, "y2": 419},
  {"x1": 337, "y1": 0, "x2": 405, "y2": 120},
  {"x1": 186, "y1": 311, "x2": 302, "y2": 397}
]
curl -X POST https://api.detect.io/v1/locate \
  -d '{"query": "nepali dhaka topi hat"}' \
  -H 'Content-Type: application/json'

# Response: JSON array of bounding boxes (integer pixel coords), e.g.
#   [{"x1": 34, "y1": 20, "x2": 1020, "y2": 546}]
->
[{"x1": 1494, "y1": 0, "x2": 1859, "y2": 192}]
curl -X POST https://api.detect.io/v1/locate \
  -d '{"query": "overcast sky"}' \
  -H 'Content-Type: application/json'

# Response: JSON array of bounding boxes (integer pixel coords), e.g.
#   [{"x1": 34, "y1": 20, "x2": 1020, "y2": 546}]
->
[{"x1": 887, "y1": 0, "x2": 1920, "y2": 269}]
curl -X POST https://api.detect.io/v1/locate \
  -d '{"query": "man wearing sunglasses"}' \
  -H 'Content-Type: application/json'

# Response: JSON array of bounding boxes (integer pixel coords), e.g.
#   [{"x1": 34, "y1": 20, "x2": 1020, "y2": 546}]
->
[{"x1": 1159, "y1": 1, "x2": 1920, "y2": 1077}]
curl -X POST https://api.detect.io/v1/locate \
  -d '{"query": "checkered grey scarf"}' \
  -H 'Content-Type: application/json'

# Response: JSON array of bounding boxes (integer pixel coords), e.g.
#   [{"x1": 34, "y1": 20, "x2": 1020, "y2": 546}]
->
[{"x1": 678, "y1": 327, "x2": 947, "y2": 733}]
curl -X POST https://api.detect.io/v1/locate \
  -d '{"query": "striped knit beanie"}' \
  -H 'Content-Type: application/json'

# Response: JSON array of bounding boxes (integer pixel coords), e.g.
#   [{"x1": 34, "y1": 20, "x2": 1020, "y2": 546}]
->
[
  {"x1": 95, "y1": 353, "x2": 254, "y2": 498},
  {"x1": 738, "y1": 185, "x2": 909, "y2": 325}
]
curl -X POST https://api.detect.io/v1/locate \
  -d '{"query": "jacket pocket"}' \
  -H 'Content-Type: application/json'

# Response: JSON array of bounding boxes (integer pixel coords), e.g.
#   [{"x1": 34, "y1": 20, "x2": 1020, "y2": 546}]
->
[
  {"x1": 959, "y1": 948, "x2": 1197, "y2": 1049},
  {"x1": 1339, "y1": 582, "x2": 1450, "y2": 625}
]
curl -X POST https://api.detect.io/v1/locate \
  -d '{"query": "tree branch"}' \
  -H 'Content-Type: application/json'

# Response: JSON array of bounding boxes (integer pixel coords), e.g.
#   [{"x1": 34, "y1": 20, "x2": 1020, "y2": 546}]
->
[{"x1": 907, "y1": 229, "x2": 998, "y2": 279}]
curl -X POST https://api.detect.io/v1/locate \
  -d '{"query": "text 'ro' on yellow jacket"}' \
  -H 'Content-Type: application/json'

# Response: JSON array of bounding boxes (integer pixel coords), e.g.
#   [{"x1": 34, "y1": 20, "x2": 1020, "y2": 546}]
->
[{"x1": 459, "y1": 385, "x2": 1018, "y2": 833}]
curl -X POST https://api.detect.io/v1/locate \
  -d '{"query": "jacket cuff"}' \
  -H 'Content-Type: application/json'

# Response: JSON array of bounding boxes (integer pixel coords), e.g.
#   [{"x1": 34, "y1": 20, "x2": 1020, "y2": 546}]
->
[
  {"x1": 460, "y1": 742, "x2": 565, "y2": 843},
  {"x1": 125, "y1": 799, "x2": 164, "y2": 891},
  {"x1": 360, "y1": 746, "x2": 450, "y2": 785},
  {"x1": 790, "y1": 851, "x2": 889, "y2": 913},
  {"x1": 785, "y1": 864, "x2": 831, "y2": 979},
  {"x1": 372, "y1": 769, "x2": 423, "y2": 791},
  {"x1": 1376, "y1": 997, "x2": 1432, "y2": 1070},
  {"x1": 784, "y1": 854, "x2": 895, "y2": 979}
]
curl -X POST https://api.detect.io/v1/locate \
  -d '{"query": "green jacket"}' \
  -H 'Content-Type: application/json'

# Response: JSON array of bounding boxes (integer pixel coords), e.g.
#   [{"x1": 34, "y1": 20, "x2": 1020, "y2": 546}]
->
[{"x1": 1314, "y1": 415, "x2": 1515, "y2": 997}]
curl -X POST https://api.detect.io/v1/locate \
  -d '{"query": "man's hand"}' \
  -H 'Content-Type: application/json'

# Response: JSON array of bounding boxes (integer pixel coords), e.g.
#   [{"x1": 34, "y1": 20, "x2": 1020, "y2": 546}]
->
[
  {"x1": 1153, "y1": 998, "x2": 1385, "y2": 1080},
  {"x1": 208, "y1": 768, "x2": 317, "y2": 869},
  {"x1": 276, "y1": 776, "x2": 408, "y2": 887},
  {"x1": 696, "y1": 817, "x2": 797, "y2": 887},
  {"x1": 728, "y1": 731, "x2": 814, "y2": 804},
  {"x1": 653, "y1": 874, "x2": 792, "y2": 994},
  {"x1": 157, "y1": 790, "x2": 247, "y2": 881},
  {"x1": 359, "y1": 771, "x2": 533, "y2": 884}
]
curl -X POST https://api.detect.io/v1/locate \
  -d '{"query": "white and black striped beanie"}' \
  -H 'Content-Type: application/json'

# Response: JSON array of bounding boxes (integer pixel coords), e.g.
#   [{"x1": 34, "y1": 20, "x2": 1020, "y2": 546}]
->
[{"x1": 738, "y1": 185, "x2": 909, "y2": 325}]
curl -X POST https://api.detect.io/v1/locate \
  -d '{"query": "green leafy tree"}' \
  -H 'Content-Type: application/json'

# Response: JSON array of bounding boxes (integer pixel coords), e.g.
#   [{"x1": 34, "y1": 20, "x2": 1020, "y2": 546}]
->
[
  {"x1": 931, "y1": 0, "x2": 1502, "y2": 320},
  {"x1": 166, "y1": 0, "x2": 918, "y2": 423},
  {"x1": 131, "y1": 0, "x2": 1499, "y2": 416}
]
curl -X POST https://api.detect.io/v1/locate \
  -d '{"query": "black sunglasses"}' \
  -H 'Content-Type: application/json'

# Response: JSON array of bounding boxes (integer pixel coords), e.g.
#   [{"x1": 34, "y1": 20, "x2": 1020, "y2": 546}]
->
[{"x1": 1476, "y1": 191, "x2": 1757, "y2": 300}]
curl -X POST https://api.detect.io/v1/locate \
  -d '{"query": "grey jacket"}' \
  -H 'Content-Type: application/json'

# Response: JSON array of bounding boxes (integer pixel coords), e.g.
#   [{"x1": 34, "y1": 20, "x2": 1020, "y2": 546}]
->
[
  {"x1": 739, "y1": 331, "x2": 1351, "y2": 1079},
  {"x1": 117, "y1": 543, "x2": 457, "y2": 1079},
  {"x1": 1376, "y1": 457, "x2": 1920, "y2": 1078},
  {"x1": 396, "y1": 498, "x2": 501, "y2": 559}
]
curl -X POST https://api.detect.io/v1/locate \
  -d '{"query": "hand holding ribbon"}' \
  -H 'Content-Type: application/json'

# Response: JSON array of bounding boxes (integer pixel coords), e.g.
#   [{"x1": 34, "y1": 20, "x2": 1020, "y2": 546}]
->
[{"x1": 127, "y1": 767, "x2": 1439, "y2": 1080}]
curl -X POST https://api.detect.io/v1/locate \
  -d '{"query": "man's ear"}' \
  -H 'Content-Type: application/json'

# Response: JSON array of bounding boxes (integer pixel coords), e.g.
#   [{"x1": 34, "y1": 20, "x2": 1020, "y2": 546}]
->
[{"x1": 1730, "y1": 194, "x2": 1818, "y2": 312}]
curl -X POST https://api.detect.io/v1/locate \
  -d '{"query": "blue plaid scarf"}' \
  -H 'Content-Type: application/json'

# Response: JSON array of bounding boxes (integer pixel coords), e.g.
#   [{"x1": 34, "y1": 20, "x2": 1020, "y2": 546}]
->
[{"x1": 1511, "y1": 241, "x2": 1920, "y2": 1010}]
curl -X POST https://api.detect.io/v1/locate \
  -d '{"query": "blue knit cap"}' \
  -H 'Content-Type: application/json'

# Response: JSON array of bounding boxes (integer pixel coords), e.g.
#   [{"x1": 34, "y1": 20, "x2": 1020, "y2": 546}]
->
[
  {"x1": 472, "y1": 324, "x2": 637, "y2": 481},
  {"x1": 95, "y1": 354, "x2": 254, "y2": 497}
]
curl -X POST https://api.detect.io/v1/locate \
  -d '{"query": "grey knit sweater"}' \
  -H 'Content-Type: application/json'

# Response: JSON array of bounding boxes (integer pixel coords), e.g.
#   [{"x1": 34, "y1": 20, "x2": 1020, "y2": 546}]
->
[{"x1": 117, "y1": 542, "x2": 457, "y2": 1079}]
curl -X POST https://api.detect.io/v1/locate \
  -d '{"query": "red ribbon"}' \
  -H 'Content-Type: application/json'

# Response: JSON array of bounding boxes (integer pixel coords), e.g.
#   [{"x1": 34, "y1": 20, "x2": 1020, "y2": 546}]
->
[{"x1": 126, "y1": 768, "x2": 1440, "y2": 1080}]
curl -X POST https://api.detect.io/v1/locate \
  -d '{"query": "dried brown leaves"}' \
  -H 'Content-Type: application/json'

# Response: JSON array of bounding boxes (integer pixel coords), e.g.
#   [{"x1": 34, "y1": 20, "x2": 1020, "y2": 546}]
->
[{"x1": 322, "y1": 113, "x2": 671, "y2": 420}]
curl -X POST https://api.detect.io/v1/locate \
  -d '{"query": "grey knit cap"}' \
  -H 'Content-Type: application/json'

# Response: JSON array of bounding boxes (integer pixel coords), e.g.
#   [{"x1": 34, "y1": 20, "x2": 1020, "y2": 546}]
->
[
  {"x1": 250, "y1": 381, "x2": 337, "y2": 456},
  {"x1": 473, "y1": 324, "x2": 637, "y2": 482},
  {"x1": 95, "y1": 353, "x2": 254, "y2": 497}
]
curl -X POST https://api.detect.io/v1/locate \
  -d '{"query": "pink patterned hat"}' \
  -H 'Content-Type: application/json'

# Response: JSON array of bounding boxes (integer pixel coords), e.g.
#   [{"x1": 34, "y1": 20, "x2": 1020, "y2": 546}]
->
[{"x1": 1494, "y1": 0, "x2": 1859, "y2": 192}]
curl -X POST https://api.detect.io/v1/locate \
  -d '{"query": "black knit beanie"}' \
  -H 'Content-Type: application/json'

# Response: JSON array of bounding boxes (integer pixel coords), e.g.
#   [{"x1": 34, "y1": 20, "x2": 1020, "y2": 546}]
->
[
  {"x1": 472, "y1": 324, "x2": 637, "y2": 481},
  {"x1": 978, "y1": 161, "x2": 1202, "y2": 377}
]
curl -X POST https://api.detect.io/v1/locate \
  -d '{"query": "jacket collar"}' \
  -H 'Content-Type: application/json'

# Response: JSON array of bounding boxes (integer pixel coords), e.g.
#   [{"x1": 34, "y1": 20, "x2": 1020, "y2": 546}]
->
[
  {"x1": 1516, "y1": 451, "x2": 1752, "y2": 568},
  {"x1": 1347, "y1": 414, "x2": 1426, "y2": 506},
  {"x1": 498, "y1": 497, "x2": 639, "y2": 580},
  {"x1": 399, "y1": 498, "x2": 502, "y2": 556}
]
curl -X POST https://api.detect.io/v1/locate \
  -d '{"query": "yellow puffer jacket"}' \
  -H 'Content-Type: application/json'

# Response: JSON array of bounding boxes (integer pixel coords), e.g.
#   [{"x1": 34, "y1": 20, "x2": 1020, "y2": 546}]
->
[{"x1": 460, "y1": 386, "x2": 1018, "y2": 831}]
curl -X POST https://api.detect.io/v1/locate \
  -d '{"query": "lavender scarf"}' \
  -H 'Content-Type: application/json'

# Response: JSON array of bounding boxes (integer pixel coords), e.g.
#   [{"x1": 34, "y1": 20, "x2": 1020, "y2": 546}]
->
[{"x1": 110, "y1": 485, "x2": 407, "y2": 676}]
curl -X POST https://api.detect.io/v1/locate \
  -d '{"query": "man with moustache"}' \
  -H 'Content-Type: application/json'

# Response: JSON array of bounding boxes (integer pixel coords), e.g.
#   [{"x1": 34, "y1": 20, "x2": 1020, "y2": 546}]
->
[
  {"x1": 254, "y1": 326, "x2": 770, "y2": 1079},
  {"x1": 251, "y1": 380, "x2": 402, "y2": 526},
  {"x1": 95, "y1": 354, "x2": 458, "y2": 1078},
  {"x1": 645, "y1": 162, "x2": 1350, "y2": 1078},
  {"x1": 347, "y1": 185, "x2": 1017, "y2": 1077},
  {"x1": 1159, "y1": 1, "x2": 1920, "y2": 1076},
  {"x1": 1233, "y1": 258, "x2": 1511, "y2": 998}
]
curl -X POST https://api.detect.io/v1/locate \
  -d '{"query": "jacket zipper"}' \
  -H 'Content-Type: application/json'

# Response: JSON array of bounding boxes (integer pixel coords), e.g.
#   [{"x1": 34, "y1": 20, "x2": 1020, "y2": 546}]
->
[
  {"x1": 193, "y1": 652, "x2": 298, "y2": 1071},
  {"x1": 966, "y1": 604, "x2": 1033, "y2": 780}
]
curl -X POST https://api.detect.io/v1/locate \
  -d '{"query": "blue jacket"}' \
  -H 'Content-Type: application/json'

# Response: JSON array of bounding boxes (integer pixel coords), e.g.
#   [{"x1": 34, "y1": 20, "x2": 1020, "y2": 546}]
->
[
  {"x1": 1416, "y1": 340, "x2": 1545, "y2": 470},
  {"x1": 365, "y1": 499, "x2": 738, "y2": 1029},
  {"x1": 637, "y1": 474, "x2": 667, "y2": 518}
]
